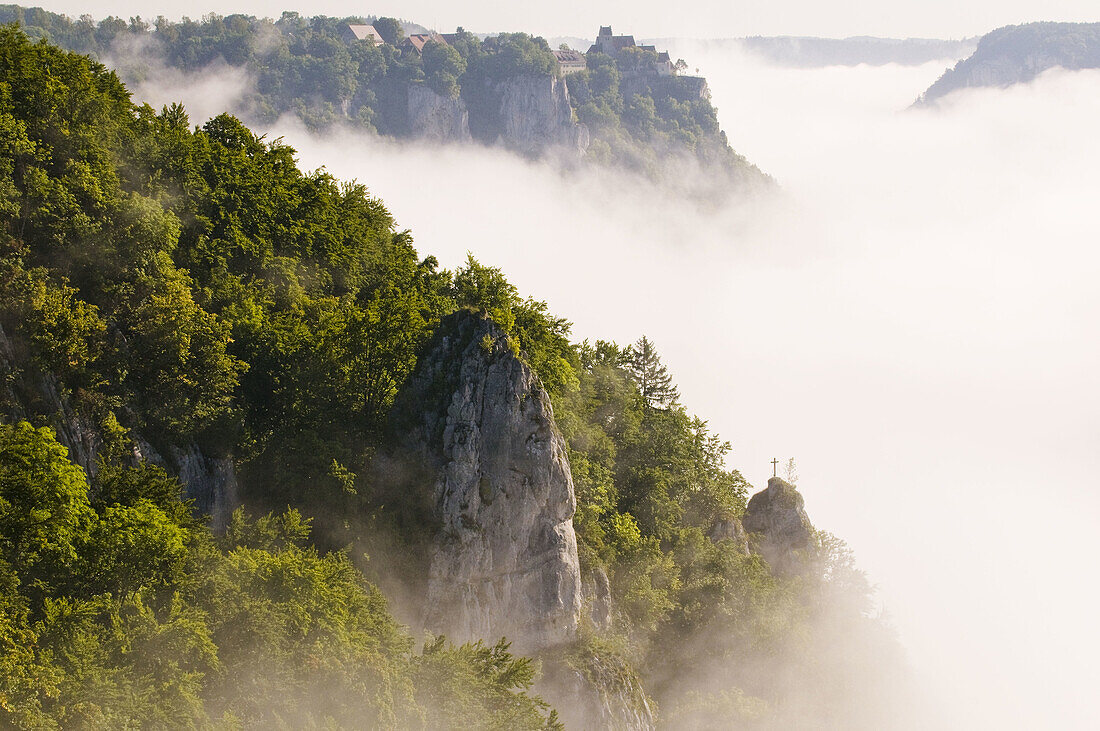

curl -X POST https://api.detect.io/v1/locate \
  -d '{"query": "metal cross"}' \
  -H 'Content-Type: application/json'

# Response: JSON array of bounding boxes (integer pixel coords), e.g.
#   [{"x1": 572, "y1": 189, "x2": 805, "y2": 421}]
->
[{"x1": 771, "y1": 458, "x2": 779, "y2": 477}]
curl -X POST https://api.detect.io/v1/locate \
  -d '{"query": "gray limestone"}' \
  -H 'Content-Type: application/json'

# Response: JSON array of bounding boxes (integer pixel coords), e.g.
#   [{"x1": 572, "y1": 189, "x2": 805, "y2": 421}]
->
[
  {"x1": 393, "y1": 311, "x2": 582, "y2": 651},
  {"x1": 496, "y1": 75, "x2": 589, "y2": 156},
  {"x1": 743, "y1": 477, "x2": 814, "y2": 575},
  {"x1": 407, "y1": 84, "x2": 471, "y2": 142}
]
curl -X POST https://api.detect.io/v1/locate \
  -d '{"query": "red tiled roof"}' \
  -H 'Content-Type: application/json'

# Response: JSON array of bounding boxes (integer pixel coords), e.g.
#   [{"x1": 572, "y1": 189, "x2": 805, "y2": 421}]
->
[{"x1": 402, "y1": 33, "x2": 449, "y2": 54}]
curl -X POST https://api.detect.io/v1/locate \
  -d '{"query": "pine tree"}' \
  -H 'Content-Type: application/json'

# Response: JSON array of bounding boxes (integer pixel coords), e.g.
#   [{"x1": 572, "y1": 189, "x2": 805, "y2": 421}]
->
[{"x1": 626, "y1": 336, "x2": 679, "y2": 409}]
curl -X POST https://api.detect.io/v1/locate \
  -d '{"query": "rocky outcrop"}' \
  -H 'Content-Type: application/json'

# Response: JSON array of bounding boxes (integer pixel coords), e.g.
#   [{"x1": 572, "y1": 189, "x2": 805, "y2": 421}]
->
[
  {"x1": 391, "y1": 311, "x2": 582, "y2": 651},
  {"x1": 404, "y1": 75, "x2": 587, "y2": 155},
  {"x1": 709, "y1": 515, "x2": 751, "y2": 555},
  {"x1": 0, "y1": 325, "x2": 103, "y2": 477},
  {"x1": 497, "y1": 75, "x2": 589, "y2": 157},
  {"x1": 743, "y1": 477, "x2": 814, "y2": 575},
  {"x1": 170, "y1": 445, "x2": 239, "y2": 529},
  {"x1": 540, "y1": 646, "x2": 656, "y2": 731},
  {"x1": 407, "y1": 84, "x2": 471, "y2": 142}
]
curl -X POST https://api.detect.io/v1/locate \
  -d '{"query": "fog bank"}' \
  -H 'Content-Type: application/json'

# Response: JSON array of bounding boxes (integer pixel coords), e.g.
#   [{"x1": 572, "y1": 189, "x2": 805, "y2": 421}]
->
[{"x1": 126, "y1": 45, "x2": 1100, "y2": 728}]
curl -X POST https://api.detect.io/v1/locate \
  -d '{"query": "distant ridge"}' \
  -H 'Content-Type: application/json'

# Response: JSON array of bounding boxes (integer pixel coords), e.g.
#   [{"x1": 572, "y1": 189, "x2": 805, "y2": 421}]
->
[{"x1": 916, "y1": 22, "x2": 1100, "y2": 104}]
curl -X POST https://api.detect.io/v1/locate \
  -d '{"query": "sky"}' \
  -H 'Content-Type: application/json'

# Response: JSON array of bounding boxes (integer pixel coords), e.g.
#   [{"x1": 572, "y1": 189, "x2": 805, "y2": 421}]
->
[
  {"x1": 28, "y1": 0, "x2": 1100, "y2": 40},
  {"x1": 90, "y1": 4, "x2": 1100, "y2": 727}
]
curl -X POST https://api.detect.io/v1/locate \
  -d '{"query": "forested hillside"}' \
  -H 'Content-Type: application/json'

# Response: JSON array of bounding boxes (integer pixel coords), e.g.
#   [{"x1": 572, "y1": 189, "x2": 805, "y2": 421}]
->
[
  {"x1": 0, "y1": 6, "x2": 765, "y2": 195},
  {"x1": 917, "y1": 21, "x2": 1100, "y2": 104},
  {"x1": 0, "y1": 28, "x2": 910, "y2": 728}
]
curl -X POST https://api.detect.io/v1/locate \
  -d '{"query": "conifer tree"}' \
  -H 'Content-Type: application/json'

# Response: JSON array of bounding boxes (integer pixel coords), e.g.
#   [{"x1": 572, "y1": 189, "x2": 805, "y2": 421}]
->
[{"x1": 626, "y1": 336, "x2": 679, "y2": 409}]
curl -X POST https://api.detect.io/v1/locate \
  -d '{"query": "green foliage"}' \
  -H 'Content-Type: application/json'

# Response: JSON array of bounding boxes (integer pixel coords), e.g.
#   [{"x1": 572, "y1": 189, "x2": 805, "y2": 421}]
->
[
  {"x1": 0, "y1": 423, "x2": 565, "y2": 728},
  {"x1": 475, "y1": 32, "x2": 558, "y2": 81},
  {"x1": 0, "y1": 422, "x2": 93, "y2": 605},
  {"x1": 626, "y1": 335, "x2": 679, "y2": 408},
  {"x1": 193, "y1": 540, "x2": 420, "y2": 728},
  {"x1": 112, "y1": 253, "x2": 244, "y2": 438},
  {"x1": 452, "y1": 255, "x2": 578, "y2": 397},
  {"x1": 0, "y1": 263, "x2": 106, "y2": 391},
  {"x1": 453, "y1": 254, "x2": 519, "y2": 332},
  {"x1": 372, "y1": 17, "x2": 403, "y2": 46},
  {"x1": 414, "y1": 636, "x2": 563, "y2": 730},
  {"x1": 423, "y1": 41, "x2": 467, "y2": 98},
  {"x1": 83, "y1": 500, "x2": 188, "y2": 597}
]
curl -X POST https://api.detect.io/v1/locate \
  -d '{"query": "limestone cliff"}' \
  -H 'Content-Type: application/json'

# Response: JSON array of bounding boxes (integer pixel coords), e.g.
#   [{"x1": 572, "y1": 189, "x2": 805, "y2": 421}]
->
[
  {"x1": 743, "y1": 477, "x2": 814, "y2": 575},
  {"x1": 391, "y1": 311, "x2": 582, "y2": 650},
  {"x1": 496, "y1": 75, "x2": 589, "y2": 156},
  {"x1": 405, "y1": 74, "x2": 588, "y2": 156},
  {"x1": 407, "y1": 84, "x2": 471, "y2": 142}
]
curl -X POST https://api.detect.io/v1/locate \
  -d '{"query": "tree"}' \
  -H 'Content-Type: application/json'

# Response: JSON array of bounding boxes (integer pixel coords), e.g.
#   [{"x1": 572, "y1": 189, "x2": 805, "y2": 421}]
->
[
  {"x1": 414, "y1": 636, "x2": 563, "y2": 730},
  {"x1": 83, "y1": 500, "x2": 188, "y2": 598},
  {"x1": 783, "y1": 458, "x2": 799, "y2": 484},
  {"x1": 0, "y1": 422, "x2": 95, "y2": 604},
  {"x1": 625, "y1": 336, "x2": 679, "y2": 409},
  {"x1": 423, "y1": 41, "x2": 467, "y2": 97},
  {"x1": 372, "y1": 17, "x2": 403, "y2": 46},
  {"x1": 453, "y1": 254, "x2": 519, "y2": 331}
]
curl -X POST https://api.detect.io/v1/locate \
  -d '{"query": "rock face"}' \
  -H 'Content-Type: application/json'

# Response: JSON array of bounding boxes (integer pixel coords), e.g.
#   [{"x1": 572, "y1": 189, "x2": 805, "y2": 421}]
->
[
  {"x1": 407, "y1": 84, "x2": 471, "y2": 142},
  {"x1": 709, "y1": 515, "x2": 751, "y2": 555},
  {"x1": 584, "y1": 566, "x2": 614, "y2": 630},
  {"x1": 0, "y1": 324, "x2": 238, "y2": 528},
  {"x1": 497, "y1": 75, "x2": 589, "y2": 156},
  {"x1": 170, "y1": 446, "x2": 238, "y2": 528},
  {"x1": 541, "y1": 662, "x2": 656, "y2": 731},
  {"x1": 742, "y1": 477, "x2": 814, "y2": 575},
  {"x1": 392, "y1": 311, "x2": 582, "y2": 650}
]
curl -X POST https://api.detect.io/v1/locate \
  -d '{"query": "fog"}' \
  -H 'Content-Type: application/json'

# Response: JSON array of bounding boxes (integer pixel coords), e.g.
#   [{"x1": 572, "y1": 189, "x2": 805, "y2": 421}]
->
[{"x1": 127, "y1": 44, "x2": 1100, "y2": 728}]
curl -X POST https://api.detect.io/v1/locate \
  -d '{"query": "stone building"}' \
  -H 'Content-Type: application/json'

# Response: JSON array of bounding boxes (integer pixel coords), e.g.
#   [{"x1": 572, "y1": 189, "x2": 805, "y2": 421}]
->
[
  {"x1": 588, "y1": 26, "x2": 678, "y2": 77},
  {"x1": 552, "y1": 48, "x2": 587, "y2": 74},
  {"x1": 588, "y1": 25, "x2": 637, "y2": 57}
]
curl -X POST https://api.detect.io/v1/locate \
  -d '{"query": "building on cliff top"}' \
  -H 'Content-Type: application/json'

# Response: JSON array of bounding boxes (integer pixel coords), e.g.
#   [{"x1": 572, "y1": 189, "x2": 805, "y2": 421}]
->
[
  {"x1": 588, "y1": 26, "x2": 678, "y2": 78},
  {"x1": 342, "y1": 24, "x2": 384, "y2": 45},
  {"x1": 655, "y1": 51, "x2": 673, "y2": 76},
  {"x1": 589, "y1": 25, "x2": 637, "y2": 56},
  {"x1": 401, "y1": 32, "x2": 449, "y2": 56},
  {"x1": 552, "y1": 48, "x2": 587, "y2": 74}
]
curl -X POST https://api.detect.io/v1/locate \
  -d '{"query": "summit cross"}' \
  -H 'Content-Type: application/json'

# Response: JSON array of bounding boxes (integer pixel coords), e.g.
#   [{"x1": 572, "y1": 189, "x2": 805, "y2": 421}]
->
[{"x1": 771, "y1": 458, "x2": 779, "y2": 477}]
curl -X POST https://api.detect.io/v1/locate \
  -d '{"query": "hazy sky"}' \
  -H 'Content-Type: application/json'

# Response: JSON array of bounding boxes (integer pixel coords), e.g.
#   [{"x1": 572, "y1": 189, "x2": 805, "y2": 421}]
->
[{"x1": 34, "y1": 0, "x2": 1100, "y2": 39}]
